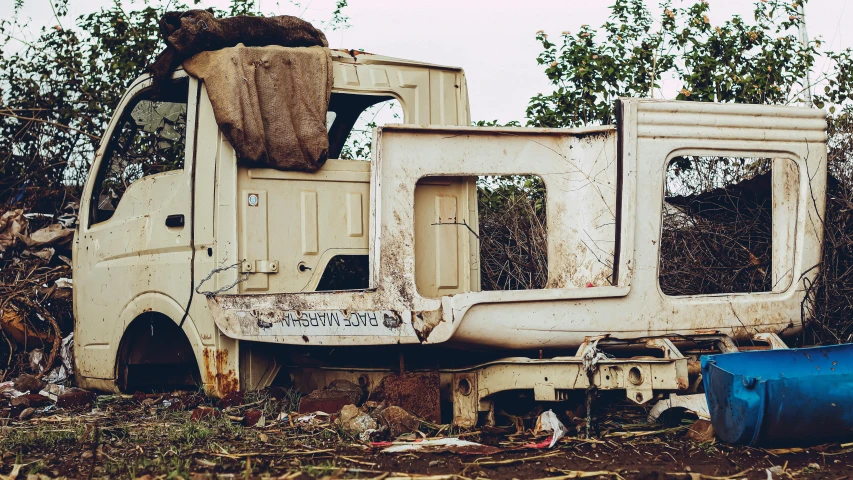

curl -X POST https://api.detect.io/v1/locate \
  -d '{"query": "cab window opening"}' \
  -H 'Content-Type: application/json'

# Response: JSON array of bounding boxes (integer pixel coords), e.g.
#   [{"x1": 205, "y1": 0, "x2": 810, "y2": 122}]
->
[
  {"x1": 327, "y1": 92, "x2": 402, "y2": 160},
  {"x1": 89, "y1": 78, "x2": 189, "y2": 225}
]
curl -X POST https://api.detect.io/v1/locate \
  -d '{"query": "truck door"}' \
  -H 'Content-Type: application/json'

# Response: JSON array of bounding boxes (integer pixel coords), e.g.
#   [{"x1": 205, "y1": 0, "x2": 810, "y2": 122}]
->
[{"x1": 74, "y1": 75, "x2": 198, "y2": 379}]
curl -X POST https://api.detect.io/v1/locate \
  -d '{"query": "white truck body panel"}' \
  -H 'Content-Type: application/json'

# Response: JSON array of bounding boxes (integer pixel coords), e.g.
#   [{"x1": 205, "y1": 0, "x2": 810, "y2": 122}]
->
[{"x1": 211, "y1": 100, "x2": 826, "y2": 349}]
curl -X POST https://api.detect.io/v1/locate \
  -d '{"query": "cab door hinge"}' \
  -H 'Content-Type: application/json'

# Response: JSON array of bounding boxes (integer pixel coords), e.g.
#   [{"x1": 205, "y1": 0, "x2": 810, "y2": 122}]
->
[{"x1": 241, "y1": 260, "x2": 279, "y2": 274}]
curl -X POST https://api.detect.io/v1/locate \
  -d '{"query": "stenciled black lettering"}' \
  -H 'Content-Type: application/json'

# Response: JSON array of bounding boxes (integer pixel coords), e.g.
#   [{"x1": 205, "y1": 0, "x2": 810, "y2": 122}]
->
[{"x1": 367, "y1": 312, "x2": 379, "y2": 327}]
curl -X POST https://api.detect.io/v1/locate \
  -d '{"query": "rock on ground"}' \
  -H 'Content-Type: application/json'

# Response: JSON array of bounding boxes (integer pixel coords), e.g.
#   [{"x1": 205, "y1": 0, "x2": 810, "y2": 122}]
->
[
  {"x1": 243, "y1": 409, "x2": 263, "y2": 427},
  {"x1": 687, "y1": 419, "x2": 716, "y2": 442},
  {"x1": 337, "y1": 404, "x2": 378, "y2": 436},
  {"x1": 376, "y1": 405, "x2": 422, "y2": 438},
  {"x1": 18, "y1": 407, "x2": 34, "y2": 420}
]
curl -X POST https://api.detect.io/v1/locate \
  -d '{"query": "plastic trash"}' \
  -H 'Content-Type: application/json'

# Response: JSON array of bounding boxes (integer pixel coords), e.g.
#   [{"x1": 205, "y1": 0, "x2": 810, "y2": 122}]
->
[{"x1": 534, "y1": 409, "x2": 568, "y2": 448}]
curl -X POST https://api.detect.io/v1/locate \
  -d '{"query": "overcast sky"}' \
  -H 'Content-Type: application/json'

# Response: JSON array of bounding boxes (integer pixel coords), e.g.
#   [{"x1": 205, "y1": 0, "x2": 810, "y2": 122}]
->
[{"x1": 3, "y1": 0, "x2": 851, "y2": 123}]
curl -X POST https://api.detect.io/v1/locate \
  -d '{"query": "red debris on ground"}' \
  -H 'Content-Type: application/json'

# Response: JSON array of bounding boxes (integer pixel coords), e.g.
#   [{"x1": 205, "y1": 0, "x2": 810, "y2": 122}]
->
[
  {"x1": 218, "y1": 390, "x2": 245, "y2": 408},
  {"x1": 243, "y1": 409, "x2": 263, "y2": 427},
  {"x1": 56, "y1": 387, "x2": 95, "y2": 409},
  {"x1": 191, "y1": 406, "x2": 223, "y2": 421}
]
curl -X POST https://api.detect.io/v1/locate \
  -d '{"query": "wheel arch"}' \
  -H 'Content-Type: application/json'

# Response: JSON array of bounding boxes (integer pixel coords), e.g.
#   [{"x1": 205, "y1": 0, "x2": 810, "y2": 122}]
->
[{"x1": 111, "y1": 292, "x2": 206, "y2": 391}]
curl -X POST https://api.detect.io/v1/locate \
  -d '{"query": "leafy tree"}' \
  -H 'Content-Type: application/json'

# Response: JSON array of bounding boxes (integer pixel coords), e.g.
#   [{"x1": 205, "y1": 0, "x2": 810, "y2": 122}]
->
[
  {"x1": 0, "y1": 0, "x2": 347, "y2": 210},
  {"x1": 527, "y1": 0, "x2": 853, "y2": 128}
]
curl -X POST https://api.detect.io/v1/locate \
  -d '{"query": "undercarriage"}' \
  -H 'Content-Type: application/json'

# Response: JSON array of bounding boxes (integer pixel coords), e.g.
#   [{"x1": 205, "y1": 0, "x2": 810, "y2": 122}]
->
[{"x1": 240, "y1": 332, "x2": 789, "y2": 427}]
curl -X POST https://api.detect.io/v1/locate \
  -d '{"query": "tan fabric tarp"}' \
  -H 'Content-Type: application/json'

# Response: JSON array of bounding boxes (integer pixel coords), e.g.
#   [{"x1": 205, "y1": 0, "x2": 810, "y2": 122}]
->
[{"x1": 183, "y1": 45, "x2": 332, "y2": 172}]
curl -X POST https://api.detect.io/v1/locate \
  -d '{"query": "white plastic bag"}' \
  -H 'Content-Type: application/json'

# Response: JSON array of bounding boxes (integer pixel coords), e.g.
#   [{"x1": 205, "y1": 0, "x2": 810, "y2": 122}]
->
[{"x1": 535, "y1": 409, "x2": 569, "y2": 448}]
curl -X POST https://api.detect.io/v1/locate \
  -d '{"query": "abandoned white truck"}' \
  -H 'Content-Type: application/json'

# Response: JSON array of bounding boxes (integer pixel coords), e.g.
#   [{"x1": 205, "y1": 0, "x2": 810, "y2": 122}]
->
[{"x1": 73, "y1": 48, "x2": 827, "y2": 427}]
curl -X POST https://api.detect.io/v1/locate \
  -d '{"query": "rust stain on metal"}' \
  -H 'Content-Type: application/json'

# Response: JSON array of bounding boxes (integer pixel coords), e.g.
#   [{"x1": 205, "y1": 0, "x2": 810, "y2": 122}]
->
[
  {"x1": 693, "y1": 329, "x2": 721, "y2": 335},
  {"x1": 369, "y1": 372, "x2": 441, "y2": 423},
  {"x1": 203, "y1": 347, "x2": 238, "y2": 396}
]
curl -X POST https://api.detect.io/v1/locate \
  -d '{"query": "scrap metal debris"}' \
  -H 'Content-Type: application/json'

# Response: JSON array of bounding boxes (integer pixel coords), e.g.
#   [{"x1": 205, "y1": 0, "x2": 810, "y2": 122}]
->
[
  {"x1": 581, "y1": 337, "x2": 611, "y2": 438},
  {"x1": 368, "y1": 372, "x2": 442, "y2": 423},
  {"x1": 298, "y1": 378, "x2": 363, "y2": 414},
  {"x1": 648, "y1": 393, "x2": 711, "y2": 423},
  {"x1": 25, "y1": 332, "x2": 73, "y2": 384}
]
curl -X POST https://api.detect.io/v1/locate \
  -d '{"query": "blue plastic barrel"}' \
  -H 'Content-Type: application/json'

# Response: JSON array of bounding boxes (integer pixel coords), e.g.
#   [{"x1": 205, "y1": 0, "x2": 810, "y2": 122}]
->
[{"x1": 701, "y1": 343, "x2": 853, "y2": 447}]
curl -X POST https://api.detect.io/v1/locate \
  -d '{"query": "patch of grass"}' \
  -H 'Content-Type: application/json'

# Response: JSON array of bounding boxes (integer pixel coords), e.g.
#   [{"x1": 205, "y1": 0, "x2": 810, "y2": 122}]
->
[
  {"x1": 245, "y1": 387, "x2": 302, "y2": 419},
  {"x1": 164, "y1": 410, "x2": 244, "y2": 450},
  {"x1": 24, "y1": 461, "x2": 45, "y2": 477},
  {"x1": 303, "y1": 460, "x2": 344, "y2": 477},
  {"x1": 101, "y1": 425, "x2": 130, "y2": 443},
  {"x1": 116, "y1": 446, "x2": 193, "y2": 479},
  {"x1": 698, "y1": 441, "x2": 718, "y2": 455},
  {"x1": 167, "y1": 418, "x2": 217, "y2": 446},
  {"x1": 278, "y1": 388, "x2": 302, "y2": 414},
  {"x1": 0, "y1": 423, "x2": 83, "y2": 453}
]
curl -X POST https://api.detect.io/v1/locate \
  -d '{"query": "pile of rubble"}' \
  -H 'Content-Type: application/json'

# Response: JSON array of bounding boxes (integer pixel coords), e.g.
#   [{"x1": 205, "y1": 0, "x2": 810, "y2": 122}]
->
[
  {"x1": 0, "y1": 206, "x2": 77, "y2": 389},
  {"x1": 291, "y1": 378, "x2": 429, "y2": 442},
  {"x1": 294, "y1": 377, "x2": 571, "y2": 454},
  {"x1": 1, "y1": 373, "x2": 95, "y2": 420}
]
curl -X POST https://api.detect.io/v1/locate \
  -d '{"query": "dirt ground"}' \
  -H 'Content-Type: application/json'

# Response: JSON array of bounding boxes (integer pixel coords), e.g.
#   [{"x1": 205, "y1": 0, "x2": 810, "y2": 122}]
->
[{"x1": 2, "y1": 390, "x2": 852, "y2": 479}]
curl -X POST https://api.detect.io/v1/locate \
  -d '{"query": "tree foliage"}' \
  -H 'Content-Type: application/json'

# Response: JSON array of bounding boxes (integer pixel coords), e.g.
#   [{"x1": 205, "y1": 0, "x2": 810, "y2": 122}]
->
[
  {"x1": 1, "y1": 2, "x2": 184, "y2": 207},
  {"x1": 526, "y1": 0, "x2": 853, "y2": 128},
  {"x1": 0, "y1": 0, "x2": 347, "y2": 210}
]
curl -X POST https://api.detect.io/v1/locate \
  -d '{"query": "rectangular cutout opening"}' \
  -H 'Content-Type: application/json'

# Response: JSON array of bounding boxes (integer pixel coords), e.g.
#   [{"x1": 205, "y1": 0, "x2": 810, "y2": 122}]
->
[
  {"x1": 659, "y1": 156, "x2": 798, "y2": 296},
  {"x1": 478, "y1": 175, "x2": 548, "y2": 291},
  {"x1": 414, "y1": 175, "x2": 548, "y2": 297}
]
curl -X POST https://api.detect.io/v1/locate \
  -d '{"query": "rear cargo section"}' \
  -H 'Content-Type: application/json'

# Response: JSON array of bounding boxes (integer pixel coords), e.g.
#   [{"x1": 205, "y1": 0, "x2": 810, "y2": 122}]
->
[{"x1": 205, "y1": 98, "x2": 826, "y2": 423}]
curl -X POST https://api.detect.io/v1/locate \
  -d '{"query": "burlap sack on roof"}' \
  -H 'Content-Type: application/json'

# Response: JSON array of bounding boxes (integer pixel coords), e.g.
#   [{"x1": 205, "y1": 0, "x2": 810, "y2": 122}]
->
[
  {"x1": 151, "y1": 10, "x2": 329, "y2": 90},
  {"x1": 183, "y1": 45, "x2": 332, "y2": 171}
]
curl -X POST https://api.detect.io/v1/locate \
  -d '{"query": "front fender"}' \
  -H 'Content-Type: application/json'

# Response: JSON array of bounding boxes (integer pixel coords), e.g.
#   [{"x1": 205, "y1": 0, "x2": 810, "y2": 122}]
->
[{"x1": 76, "y1": 291, "x2": 205, "y2": 381}]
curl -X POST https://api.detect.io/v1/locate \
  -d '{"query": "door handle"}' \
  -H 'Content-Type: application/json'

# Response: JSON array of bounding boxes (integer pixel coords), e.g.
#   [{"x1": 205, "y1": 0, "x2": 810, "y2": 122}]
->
[{"x1": 165, "y1": 214, "x2": 185, "y2": 228}]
